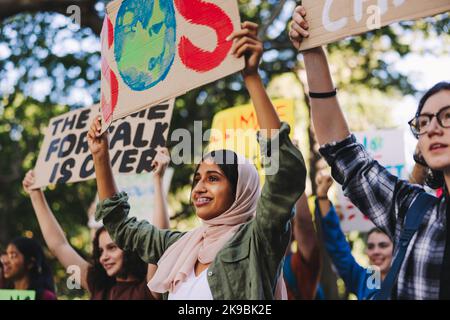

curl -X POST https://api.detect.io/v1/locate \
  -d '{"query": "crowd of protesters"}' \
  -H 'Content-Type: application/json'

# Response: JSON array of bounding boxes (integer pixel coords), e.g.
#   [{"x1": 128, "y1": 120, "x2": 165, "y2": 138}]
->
[{"x1": 1, "y1": 4, "x2": 449, "y2": 300}]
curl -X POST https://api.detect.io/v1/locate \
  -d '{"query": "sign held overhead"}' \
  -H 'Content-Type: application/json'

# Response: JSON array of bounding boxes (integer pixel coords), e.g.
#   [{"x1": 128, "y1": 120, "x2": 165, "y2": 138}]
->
[
  {"x1": 100, "y1": 0, "x2": 244, "y2": 132},
  {"x1": 299, "y1": 0, "x2": 450, "y2": 51},
  {"x1": 33, "y1": 101, "x2": 174, "y2": 188}
]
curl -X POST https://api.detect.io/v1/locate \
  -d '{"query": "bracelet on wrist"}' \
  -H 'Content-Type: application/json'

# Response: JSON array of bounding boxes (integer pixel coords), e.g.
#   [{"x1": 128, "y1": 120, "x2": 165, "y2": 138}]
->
[{"x1": 308, "y1": 88, "x2": 337, "y2": 99}]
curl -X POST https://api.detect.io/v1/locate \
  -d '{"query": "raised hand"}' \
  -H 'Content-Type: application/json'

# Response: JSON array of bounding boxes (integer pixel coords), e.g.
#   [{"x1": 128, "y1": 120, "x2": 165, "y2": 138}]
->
[
  {"x1": 22, "y1": 170, "x2": 40, "y2": 194},
  {"x1": 289, "y1": 5, "x2": 310, "y2": 51},
  {"x1": 228, "y1": 21, "x2": 263, "y2": 77},
  {"x1": 315, "y1": 169, "x2": 333, "y2": 198},
  {"x1": 87, "y1": 116, "x2": 109, "y2": 158},
  {"x1": 152, "y1": 147, "x2": 171, "y2": 181}
]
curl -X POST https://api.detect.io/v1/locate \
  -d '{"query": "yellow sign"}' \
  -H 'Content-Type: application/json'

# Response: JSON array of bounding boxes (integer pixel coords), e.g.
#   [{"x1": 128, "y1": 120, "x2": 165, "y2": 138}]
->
[{"x1": 208, "y1": 99, "x2": 295, "y2": 183}]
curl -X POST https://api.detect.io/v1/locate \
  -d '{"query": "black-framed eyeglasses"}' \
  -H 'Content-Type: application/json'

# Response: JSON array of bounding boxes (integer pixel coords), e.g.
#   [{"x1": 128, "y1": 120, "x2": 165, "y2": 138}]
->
[{"x1": 408, "y1": 105, "x2": 450, "y2": 138}]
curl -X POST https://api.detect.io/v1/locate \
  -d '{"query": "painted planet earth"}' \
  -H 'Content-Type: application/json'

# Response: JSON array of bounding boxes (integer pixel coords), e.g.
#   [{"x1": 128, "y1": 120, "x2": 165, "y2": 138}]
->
[{"x1": 114, "y1": 0, "x2": 176, "y2": 91}]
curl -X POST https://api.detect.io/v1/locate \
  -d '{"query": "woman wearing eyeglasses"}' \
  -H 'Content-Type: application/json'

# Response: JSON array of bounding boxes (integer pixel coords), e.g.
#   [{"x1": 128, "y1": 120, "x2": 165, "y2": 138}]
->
[{"x1": 289, "y1": 4, "x2": 450, "y2": 300}]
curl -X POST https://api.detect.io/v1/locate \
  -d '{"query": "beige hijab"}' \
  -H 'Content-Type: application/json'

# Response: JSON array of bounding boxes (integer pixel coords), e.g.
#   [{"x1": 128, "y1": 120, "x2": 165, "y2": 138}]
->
[{"x1": 148, "y1": 154, "x2": 286, "y2": 299}]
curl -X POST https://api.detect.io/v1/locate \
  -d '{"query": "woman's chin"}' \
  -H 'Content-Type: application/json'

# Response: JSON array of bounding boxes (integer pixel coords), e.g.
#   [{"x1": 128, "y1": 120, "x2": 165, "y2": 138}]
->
[
  {"x1": 428, "y1": 161, "x2": 450, "y2": 172},
  {"x1": 105, "y1": 268, "x2": 119, "y2": 277},
  {"x1": 196, "y1": 208, "x2": 222, "y2": 221},
  {"x1": 423, "y1": 153, "x2": 450, "y2": 171}
]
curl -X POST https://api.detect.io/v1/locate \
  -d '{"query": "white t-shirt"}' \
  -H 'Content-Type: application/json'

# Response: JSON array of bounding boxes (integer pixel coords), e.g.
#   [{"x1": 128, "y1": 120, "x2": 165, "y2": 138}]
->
[{"x1": 168, "y1": 268, "x2": 213, "y2": 300}]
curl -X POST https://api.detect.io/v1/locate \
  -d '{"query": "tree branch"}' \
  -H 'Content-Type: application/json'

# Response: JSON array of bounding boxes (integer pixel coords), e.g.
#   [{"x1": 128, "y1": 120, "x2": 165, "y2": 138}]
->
[{"x1": 258, "y1": 0, "x2": 288, "y2": 40}]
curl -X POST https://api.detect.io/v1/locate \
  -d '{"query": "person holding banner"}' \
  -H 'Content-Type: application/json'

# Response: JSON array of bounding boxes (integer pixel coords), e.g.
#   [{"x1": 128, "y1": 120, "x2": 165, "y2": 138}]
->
[
  {"x1": 1, "y1": 237, "x2": 56, "y2": 300},
  {"x1": 90, "y1": 22, "x2": 306, "y2": 300},
  {"x1": 22, "y1": 148, "x2": 172, "y2": 300},
  {"x1": 289, "y1": 5, "x2": 450, "y2": 299},
  {"x1": 314, "y1": 170, "x2": 393, "y2": 300}
]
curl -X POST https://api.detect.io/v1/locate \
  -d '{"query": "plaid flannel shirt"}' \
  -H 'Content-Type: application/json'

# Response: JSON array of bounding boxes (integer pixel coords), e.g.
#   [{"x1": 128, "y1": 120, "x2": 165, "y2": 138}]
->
[{"x1": 319, "y1": 134, "x2": 448, "y2": 300}]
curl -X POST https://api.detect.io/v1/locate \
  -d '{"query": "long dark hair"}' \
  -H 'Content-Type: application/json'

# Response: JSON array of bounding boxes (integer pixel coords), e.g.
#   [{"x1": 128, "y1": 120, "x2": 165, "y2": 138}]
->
[
  {"x1": 413, "y1": 81, "x2": 450, "y2": 189},
  {"x1": 9, "y1": 237, "x2": 55, "y2": 299},
  {"x1": 191, "y1": 149, "x2": 239, "y2": 199},
  {"x1": 86, "y1": 227, "x2": 147, "y2": 293}
]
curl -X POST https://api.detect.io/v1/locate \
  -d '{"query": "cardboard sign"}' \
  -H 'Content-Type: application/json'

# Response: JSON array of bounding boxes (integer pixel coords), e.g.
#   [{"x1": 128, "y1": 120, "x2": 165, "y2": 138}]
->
[
  {"x1": 100, "y1": 0, "x2": 245, "y2": 132},
  {"x1": 88, "y1": 168, "x2": 174, "y2": 229},
  {"x1": 299, "y1": 0, "x2": 450, "y2": 51},
  {"x1": 337, "y1": 129, "x2": 407, "y2": 232},
  {"x1": 116, "y1": 167, "x2": 174, "y2": 222},
  {"x1": 33, "y1": 100, "x2": 174, "y2": 188},
  {"x1": 0, "y1": 290, "x2": 36, "y2": 300},
  {"x1": 208, "y1": 99, "x2": 295, "y2": 182}
]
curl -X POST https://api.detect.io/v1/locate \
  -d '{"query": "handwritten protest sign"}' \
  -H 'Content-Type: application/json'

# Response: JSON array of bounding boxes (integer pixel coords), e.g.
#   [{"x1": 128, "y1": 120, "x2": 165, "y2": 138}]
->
[
  {"x1": 0, "y1": 290, "x2": 36, "y2": 300},
  {"x1": 337, "y1": 129, "x2": 407, "y2": 232},
  {"x1": 101, "y1": 0, "x2": 245, "y2": 132},
  {"x1": 33, "y1": 100, "x2": 174, "y2": 189},
  {"x1": 299, "y1": 0, "x2": 450, "y2": 51},
  {"x1": 208, "y1": 99, "x2": 295, "y2": 182}
]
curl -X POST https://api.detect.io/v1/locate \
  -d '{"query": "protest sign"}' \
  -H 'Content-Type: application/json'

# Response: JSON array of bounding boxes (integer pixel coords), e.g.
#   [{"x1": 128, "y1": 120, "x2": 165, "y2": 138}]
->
[
  {"x1": 100, "y1": 0, "x2": 245, "y2": 132},
  {"x1": 0, "y1": 289, "x2": 36, "y2": 300},
  {"x1": 116, "y1": 167, "x2": 174, "y2": 222},
  {"x1": 87, "y1": 167, "x2": 174, "y2": 228},
  {"x1": 337, "y1": 129, "x2": 407, "y2": 232},
  {"x1": 208, "y1": 99, "x2": 295, "y2": 181},
  {"x1": 33, "y1": 100, "x2": 174, "y2": 188},
  {"x1": 299, "y1": 0, "x2": 450, "y2": 51}
]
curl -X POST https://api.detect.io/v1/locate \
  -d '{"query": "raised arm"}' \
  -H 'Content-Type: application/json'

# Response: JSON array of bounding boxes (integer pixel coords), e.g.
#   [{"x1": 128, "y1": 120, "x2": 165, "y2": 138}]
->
[
  {"x1": 229, "y1": 21, "x2": 281, "y2": 137},
  {"x1": 288, "y1": 5, "x2": 422, "y2": 238},
  {"x1": 88, "y1": 118, "x2": 184, "y2": 265},
  {"x1": 294, "y1": 194, "x2": 320, "y2": 265},
  {"x1": 229, "y1": 22, "x2": 306, "y2": 258},
  {"x1": 151, "y1": 147, "x2": 171, "y2": 230},
  {"x1": 22, "y1": 170, "x2": 90, "y2": 291},
  {"x1": 292, "y1": 193, "x2": 321, "y2": 299},
  {"x1": 289, "y1": 5, "x2": 350, "y2": 145},
  {"x1": 146, "y1": 147, "x2": 171, "y2": 288},
  {"x1": 88, "y1": 117, "x2": 118, "y2": 201},
  {"x1": 314, "y1": 170, "x2": 368, "y2": 299}
]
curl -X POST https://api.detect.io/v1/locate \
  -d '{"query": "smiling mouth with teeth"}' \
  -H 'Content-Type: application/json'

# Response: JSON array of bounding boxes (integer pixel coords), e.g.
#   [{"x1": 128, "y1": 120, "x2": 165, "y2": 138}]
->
[
  {"x1": 430, "y1": 144, "x2": 447, "y2": 150},
  {"x1": 195, "y1": 197, "x2": 212, "y2": 206}
]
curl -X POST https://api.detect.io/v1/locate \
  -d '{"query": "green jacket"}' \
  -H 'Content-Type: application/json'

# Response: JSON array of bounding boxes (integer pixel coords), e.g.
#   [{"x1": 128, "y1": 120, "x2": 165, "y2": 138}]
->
[{"x1": 96, "y1": 123, "x2": 306, "y2": 299}]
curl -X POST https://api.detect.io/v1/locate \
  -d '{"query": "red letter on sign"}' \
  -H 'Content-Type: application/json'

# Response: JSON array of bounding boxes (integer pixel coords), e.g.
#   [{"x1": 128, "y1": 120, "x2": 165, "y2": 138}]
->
[
  {"x1": 101, "y1": 16, "x2": 118, "y2": 124},
  {"x1": 174, "y1": 0, "x2": 234, "y2": 73}
]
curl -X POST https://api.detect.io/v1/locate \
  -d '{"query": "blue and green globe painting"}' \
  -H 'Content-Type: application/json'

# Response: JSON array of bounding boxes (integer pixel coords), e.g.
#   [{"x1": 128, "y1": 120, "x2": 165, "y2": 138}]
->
[{"x1": 114, "y1": 0, "x2": 176, "y2": 91}]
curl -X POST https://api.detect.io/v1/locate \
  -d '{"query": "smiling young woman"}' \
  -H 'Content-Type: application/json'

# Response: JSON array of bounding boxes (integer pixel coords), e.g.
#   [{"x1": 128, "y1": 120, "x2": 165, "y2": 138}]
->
[
  {"x1": 1, "y1": 237, "x2": 56, "y2": 300},
  {"x1": 289, "y1": 4, "x2": 450, "y2": 300},
  {"x1": 314, "y1": 169, "x2": 394, "y2": 300}
]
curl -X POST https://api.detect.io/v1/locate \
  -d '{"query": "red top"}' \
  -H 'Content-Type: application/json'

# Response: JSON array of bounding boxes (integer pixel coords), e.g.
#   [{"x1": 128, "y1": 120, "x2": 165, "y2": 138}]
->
[
  {"x1": 89, "y1": 279, "x2": 154, "y2": 300},
  {"x1": 285, "y1": 247, "x2": 321, "y2": 300},
  {"x1": 40, "y1": 289, "x2": 57, "y2": 300}
]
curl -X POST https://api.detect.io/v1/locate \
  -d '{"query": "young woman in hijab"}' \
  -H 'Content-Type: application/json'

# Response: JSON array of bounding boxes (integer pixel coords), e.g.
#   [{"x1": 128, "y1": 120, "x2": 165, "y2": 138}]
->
[{"x1": 88, "y1": 22, "x2": 307, "y2": 299}]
